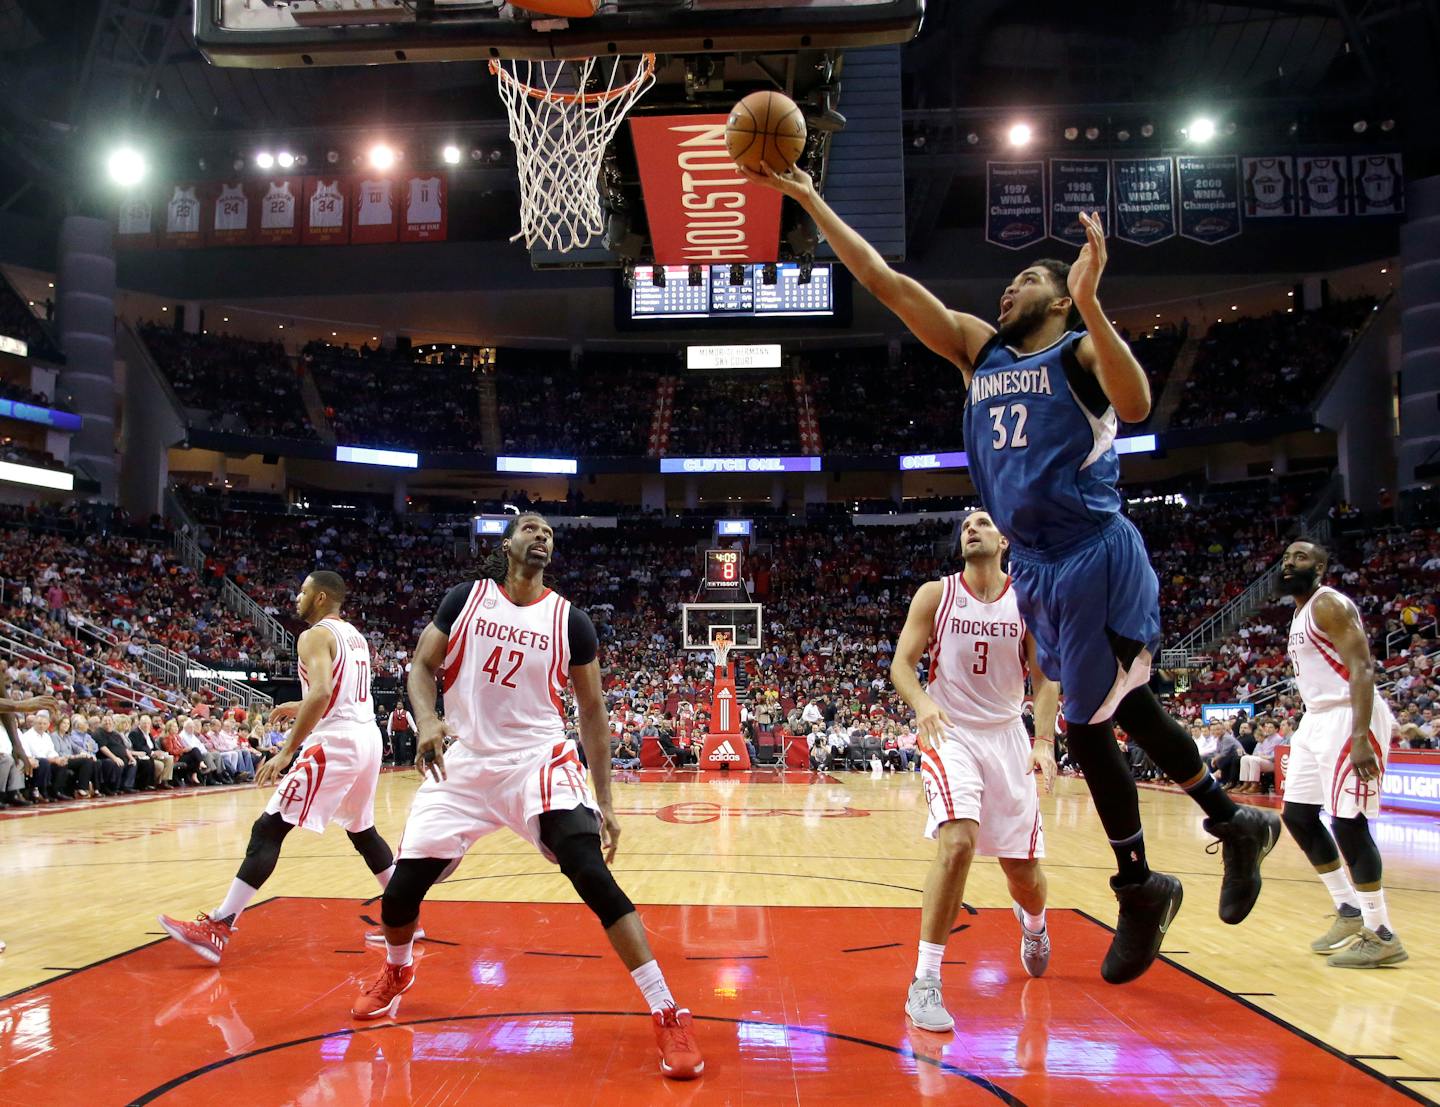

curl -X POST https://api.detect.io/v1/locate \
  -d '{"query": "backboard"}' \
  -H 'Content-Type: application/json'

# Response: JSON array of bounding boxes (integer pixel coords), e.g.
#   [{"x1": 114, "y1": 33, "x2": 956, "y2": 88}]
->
[
  {"x1": 681, "y1": 603, "x2": 763, "y2": 653},
  {"x1": 195, "y1": 1, "x2": 926, "y2": 68}
]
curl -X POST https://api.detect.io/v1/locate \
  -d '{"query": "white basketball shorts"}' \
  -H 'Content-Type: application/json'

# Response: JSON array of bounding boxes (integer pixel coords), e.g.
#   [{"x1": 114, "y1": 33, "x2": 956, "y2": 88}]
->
[
  {"x1": 1282, "y1": 701, "x2": 1393, "y2": 819},
  {"x1": 264, "y1": 725, "x2": 383, "y2": 834},
  {"x1": 920, "y1": 720, "x2": 1044, "y2": 860},
  {"x1": 398, "y1": 739, "x2": 599, "y2": 863}
]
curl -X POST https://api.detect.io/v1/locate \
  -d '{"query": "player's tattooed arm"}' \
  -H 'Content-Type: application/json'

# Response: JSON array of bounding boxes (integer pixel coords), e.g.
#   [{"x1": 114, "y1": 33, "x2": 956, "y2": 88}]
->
[
  {"x1": 1311, "y1": 591, "x2": 1381, "y2": 783},
  {"x1": 1068, "y1": 211, "x2": 1151, "y2": 423},
  {"x1": 889, "y1": 581, "x2": 950, "y2": 754}
]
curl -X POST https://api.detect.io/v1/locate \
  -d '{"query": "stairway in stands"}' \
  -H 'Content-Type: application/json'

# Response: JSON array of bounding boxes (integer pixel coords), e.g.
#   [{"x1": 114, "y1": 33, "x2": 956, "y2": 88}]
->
[
  {"x1": 793, "y1": 369, "x2": 822, "y2": 454},
  {"x1": 647, "y1": 376, "x2": 678, "y2": 456}
]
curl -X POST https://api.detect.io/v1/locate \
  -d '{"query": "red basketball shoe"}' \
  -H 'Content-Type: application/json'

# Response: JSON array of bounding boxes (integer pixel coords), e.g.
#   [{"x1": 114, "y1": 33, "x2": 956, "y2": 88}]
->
[
  {"x1": 653, "y1": 1006, "x2": 704, "y2": 1080},
  {"x1": 351, "y1": 961, "x2": 415, "y2": 1020},
  {"x1": 158, "y1": 912, "x2": 233, "y2": 965}
]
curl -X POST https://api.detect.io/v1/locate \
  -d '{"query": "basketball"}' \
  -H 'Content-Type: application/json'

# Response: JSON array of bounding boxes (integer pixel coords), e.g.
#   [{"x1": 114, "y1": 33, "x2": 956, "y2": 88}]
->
[{"x1": 726, "y1": 90, "x2": 807, "y2": 174}]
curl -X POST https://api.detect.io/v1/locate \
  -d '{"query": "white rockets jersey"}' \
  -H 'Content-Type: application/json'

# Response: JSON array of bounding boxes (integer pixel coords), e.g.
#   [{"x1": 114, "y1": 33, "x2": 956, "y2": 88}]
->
[
  {"x1": 214, "y1": 184, "x2": 248, "y2": 231},
  {"x1": 407, "y1": 176, "x2": 442, "y2": 224},
  {"x1": 167, "y1": 186, "x2": 200, "y2": 234},
  {"x1": 926, "y1": 573, "x2": 1028, "y2": 730},
  {"x1": 261, "y1": 182, "x2": 296, "y2": 229},
  {"x1": 310, "y1": 180, "x2": 345, "y2": 228},
  {"x1": 357, "y1": 179, "x2": 392, "y2": 226},
  {"x1": 442, "y1": 579, "x2": 573, "y2": 755},
  {"x1": 1248, "y1": 159, "x2": 1288, "y2": 212},
  {"x1": 1287, "y1": 585, "x2": 1365, "y2": 713},
  {"x1": 299, "y1": 616, "x2": 376, "y2": 734}
]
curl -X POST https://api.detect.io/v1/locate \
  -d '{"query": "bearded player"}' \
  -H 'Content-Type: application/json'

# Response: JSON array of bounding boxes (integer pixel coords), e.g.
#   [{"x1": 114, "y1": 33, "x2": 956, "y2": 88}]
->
[
  {"x1": 747, "y1": 163, "x2": 1279, "y2": 985},
  {"x1": 159, "y1": 571, "x2": 395, "y2": 963},
  {"x1": 891, "y1": 510, "x2": 1059, "y2": 1031},
  {"x1": 1276, "y1": 540, "x2": 1406, "y2": 968},
  {"x1": 350, "y1": 514, "x2": 703, "y2": 1081}
]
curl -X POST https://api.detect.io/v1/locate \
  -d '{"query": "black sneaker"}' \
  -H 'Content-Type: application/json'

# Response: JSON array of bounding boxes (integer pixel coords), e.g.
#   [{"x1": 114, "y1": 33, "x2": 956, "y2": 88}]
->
[
  {"x1": 1101, "y1": 871, "x2": 1184, "y2": 985},
  {"x1": 1204, "y1": 807, "x2": 1280, "y2": 924}
]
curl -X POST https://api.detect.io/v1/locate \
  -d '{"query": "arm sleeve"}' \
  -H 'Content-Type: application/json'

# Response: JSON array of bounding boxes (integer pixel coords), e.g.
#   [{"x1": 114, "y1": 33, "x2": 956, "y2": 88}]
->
[
  {"x1": 568, "y1": 606, "x2": 599, "y2": 668},
  {"x1": 431, "y1": 582, "x2": 476, "y2": 635}
]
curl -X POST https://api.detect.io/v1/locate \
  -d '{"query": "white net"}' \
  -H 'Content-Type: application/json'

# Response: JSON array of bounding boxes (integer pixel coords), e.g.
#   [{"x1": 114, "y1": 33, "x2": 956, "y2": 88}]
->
[{"x1": 490, "y1": 54, "x2": 656, "y2": 253}]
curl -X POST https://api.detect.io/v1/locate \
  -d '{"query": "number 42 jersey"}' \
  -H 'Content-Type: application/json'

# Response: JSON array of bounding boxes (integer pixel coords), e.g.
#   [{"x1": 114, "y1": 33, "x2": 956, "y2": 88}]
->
[{"x1": 962, "y1": 331, "x2": 1122, "y2": 554}]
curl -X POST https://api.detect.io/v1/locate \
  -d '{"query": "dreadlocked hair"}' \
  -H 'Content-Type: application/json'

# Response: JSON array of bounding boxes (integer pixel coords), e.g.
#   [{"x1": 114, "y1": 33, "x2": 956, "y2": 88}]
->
[{"x1": 477, "y1": 514, "x2": 546, "y2": 584}]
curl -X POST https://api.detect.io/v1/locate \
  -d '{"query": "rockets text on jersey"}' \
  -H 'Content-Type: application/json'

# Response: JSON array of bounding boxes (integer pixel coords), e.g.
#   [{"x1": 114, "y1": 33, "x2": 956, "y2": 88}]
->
[
  {"x1": 261, "y1": 181, "x2": 296, "y2": 229},
  {"x1": 357, "y1": 179, "x2": 393, "y2": 226},
  {"x1": 309, "y1": 181, "x2": 345, "y2": 229},
  {"x1": 926, "y1": 573, "x2": 1028, "y2": 730},
  {"x1": 298, "y1": 616, "x2": 376, "y2": 733},
  {"x1": 440, "y1": 579, "x2": 573, "y2": 756}
]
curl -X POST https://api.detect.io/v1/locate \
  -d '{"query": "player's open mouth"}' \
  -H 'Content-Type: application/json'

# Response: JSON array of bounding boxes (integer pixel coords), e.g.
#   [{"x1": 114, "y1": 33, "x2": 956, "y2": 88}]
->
[{"x1": 999, "y1": 297, "x2": 1014, "y2": 319}]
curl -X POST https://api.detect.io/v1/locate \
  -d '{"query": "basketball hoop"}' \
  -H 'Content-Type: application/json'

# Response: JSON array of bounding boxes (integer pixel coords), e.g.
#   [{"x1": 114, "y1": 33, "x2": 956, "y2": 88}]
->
[{"x1": 489, "y1": 53, "x2": 656, "y2": 252}]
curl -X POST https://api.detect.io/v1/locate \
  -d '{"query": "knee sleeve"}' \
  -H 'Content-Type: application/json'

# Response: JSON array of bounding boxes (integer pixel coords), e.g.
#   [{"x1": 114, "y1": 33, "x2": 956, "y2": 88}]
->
[
  {"x1": 381, "y1": 857, "x2": 451, "y2": 928},
  {"x1": 540, "y1": 809, "x2": 635, "y2": 929},
  {"x1": 236, "y1": 811, "x2": 294, "y2": 888},
  {"x1": 1330, "y1": 815, "x2": 1383, "y2": 885},
  {"x1": 346, "y1": 826, "x2": 395, "y2": 875},
  {"x1": 1281, "y1": 802, "x2": 1341, "y2": 867},
  {"x1": 1113, "y1": 688, "x2": 1205, "y2": 783}
]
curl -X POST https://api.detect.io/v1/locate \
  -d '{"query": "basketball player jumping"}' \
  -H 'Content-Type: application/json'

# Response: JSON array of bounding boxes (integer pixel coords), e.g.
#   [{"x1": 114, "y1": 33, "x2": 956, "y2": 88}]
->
[
  {"x1": 891, "y1": 510, "x2": 1058, "y2": 1031},
  {"x1": 350, "y1": 514, "x2": 704, "y2": 1081},
  {"x1": 747, "y1": 163, "x2": 1280, "y2": 984},
  {"x1": 1276, "y1": 540, "x2": 1407, "y2": 967},
  {"x1": 159, "y1": 571, "x2": 396, "y2": 963}
]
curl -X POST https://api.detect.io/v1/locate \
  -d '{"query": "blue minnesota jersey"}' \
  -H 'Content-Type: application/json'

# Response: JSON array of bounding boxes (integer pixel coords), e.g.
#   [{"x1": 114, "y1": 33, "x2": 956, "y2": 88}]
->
[{"x1": 962, "y1": 330, "x2": 1121, "y2": 552}]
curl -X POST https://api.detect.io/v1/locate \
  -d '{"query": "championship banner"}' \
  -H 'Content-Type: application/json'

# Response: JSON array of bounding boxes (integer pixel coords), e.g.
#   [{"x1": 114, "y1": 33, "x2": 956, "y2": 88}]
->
[
  {"x1": 1297, "y1": 156, "x2": 1348, "y2": 217},
  {"x1": 1177, "y1": 155, "x2": 1241, "y2": 244},
  {"x1": 1351, "y1": 153, "x2": 1404, "y2": 215},
  {"x1": 1242, "y1": 156, "x2": 1294, "y2": 219},
  {"x1": 161, "y1": 182, "x2": 205, "y2": 249},
  {"x1": 630, "y1": 114, "x2": 783, "y2": 264},
  {"x1": 351, "y1": 177, "x2": 399, "y2": 244},
  {"x1": 256, "y1": 177, "x2": 302, "y2": 245},
  {"x1": 985, "y1": 160, "x2": 1046, "y2": 250},
  {"x1": 1112, "y1": 157, "x2": 1175, "y2": 246},
  {"x1": 303, "y1": 177, "x2": 350, "y2": 245},
  {"x1": 116, "y1": 191, "x2": 156, "y2": 249},
  {"x1": 208, "y1": 181, "x2": 254, "y2": 246},
  {"x1": 1048, "y1": 159, "x2": 1109, "y2": 246},
  {"x1": 400, "y1": 173, "x2": 448, "y2": 242}
]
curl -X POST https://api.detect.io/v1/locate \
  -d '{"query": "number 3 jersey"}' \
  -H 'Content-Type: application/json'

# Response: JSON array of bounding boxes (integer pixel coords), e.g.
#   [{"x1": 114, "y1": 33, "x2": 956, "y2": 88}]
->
[
  {"x1": 299, "y1": 616, "x2": 378, "y2": 735},
  {"x1": 962, "y1": 331, "x2": 1121, "y2": 553},
  {"x1": 926, "y1": 574, "x2": 1028, "y2": 730},
  {"x1": 432, "y1": 579, "x2": 599, "y2": 755}
]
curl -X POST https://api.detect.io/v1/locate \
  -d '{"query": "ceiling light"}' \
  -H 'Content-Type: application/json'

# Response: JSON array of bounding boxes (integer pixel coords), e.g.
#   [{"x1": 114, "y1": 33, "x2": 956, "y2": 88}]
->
[
  {"x1": 277, "y1": 151, "x2": 295, "y2": 168},
  {"x1": 1007, "y1": 122, "x2": 1032, "y2": 148},
  {"x1": 442, "y1": 144, "x2": 462, "y2": 165},
  {"x1": 106, "y1": 147, "x2": 147, "y2": 187},
  {"x1": 1063, "y1": 126, "x2": 1078, "y2": 141},
  {"x1": 1084, "y1": 126, "x2": 1100, "y2": 141},
  {"x1": 1186, "y1": 117, "x2": 1217, "y2": 143},
  {"x1": 369, "y1": 144, "x2": 396, "y2": 170},
  {"x1": 255, "y1": 152, "x2": 275, "y2": 170}
]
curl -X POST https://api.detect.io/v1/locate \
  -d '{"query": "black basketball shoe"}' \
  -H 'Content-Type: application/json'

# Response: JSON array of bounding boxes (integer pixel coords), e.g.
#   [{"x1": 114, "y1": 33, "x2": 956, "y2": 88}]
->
[
  {"x1": 1101, "y1": 871, "x2": 1184, "y2": 985},
  {"x1": 1204, "y1": 806, "x2": 1280, "y2": 924}
]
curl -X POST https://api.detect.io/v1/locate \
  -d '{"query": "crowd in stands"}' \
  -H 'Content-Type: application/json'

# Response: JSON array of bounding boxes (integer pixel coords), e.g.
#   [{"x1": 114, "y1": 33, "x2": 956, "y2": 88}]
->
[
  {"x1": 805, "y1": 346, "x2": 967, "y2": 455},
  {"x1": 140, "y1": 323, "x2": 317, "y2": 440},
  {"x1": 0, "y1": 438, "x2": 66, "y2": 472},
  {"x1": 666, "y1": 374, "x2": 800, "y2": 455},
  {"x1": 1170, "y1": 297, "x2": 1377, "y2": 429},
  {"x1": 0, "y1": 276, "x2": 64, "y2": 362},
  {"x1": 0, "y1": 375, "x2": 70, "y2": 413},
  {"x1": 496, "y1": 350, "x2": 660, "y2": 456}
]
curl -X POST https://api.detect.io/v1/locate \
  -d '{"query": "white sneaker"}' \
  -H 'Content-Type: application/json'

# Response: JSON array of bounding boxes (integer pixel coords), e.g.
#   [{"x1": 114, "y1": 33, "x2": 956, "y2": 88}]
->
[
  {"x1": 365, "y1": 927, "x2": 425, "y2": 945},
  {"x1": 1013, "y1": 904, "x2": 1051, "y2": 978},
  {"x1": 905, "y1": 975, "x2": 955, "y2": 1032}
]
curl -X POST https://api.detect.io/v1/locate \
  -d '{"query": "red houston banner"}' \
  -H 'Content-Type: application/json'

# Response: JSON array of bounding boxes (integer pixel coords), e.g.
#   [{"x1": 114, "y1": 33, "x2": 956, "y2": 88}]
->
[{"x1": 630, "y1": 114, "x2": 784, "y2": 265}]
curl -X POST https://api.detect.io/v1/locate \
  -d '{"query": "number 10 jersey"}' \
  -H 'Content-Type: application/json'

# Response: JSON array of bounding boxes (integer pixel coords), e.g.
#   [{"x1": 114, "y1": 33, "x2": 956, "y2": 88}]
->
[{"x1": 299, "y1": 616, "x2": 377, "y2": 735}]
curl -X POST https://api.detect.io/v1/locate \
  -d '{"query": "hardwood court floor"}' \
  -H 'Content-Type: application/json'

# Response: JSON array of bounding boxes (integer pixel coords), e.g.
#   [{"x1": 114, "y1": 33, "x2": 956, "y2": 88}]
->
[{"x1": 1, "y1": 770, "x2": 1436, "y2": 1104}]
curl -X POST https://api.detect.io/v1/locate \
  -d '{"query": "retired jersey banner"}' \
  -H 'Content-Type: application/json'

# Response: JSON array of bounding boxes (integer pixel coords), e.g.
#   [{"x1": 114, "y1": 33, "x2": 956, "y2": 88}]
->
[
  {"x1": 351, "y1": 178, "x2": 399, "y2": 244},
  {"x1": 400, "y1": 174, "x2": 447, "y2": 242},
  {"x1": 1298, "y1": 157, "x2": 1348, "y2": 217},
  {"x1": 1112, "y1": 157, "x2": 1175, "y2": 246},
  {"x1": 630, "y1": 114, "x2": 783, "y2": 264},
  {"x1": 161, "y1": 183, "x2": 205, "y2": 249},
  {"x1": 1048, "y1": 159, "x2": 1110, "y2": 246},
  {"x1": 208, "y1": 181, "x2": 254, "y2": 245},
  {"x1": 256, "y1": 178, "x2": 302, "y2": 244},
  {"x1": 1351, "y1": 154, "x2": 1404, "y2": 215},
  {"x1": 985, "y1": 161, "x2": 1046, "y2": 250},
  {"x1": 303, "y1": 177, "x2": 350, "y2": 245},
  {"x1": 1177, "y1": 155, "x2": 1241, "y2": 244},
  {"x1": 1241, "y1": 157, "x2": 1294, "y2": 219},
  {"x1": 116, "y1": 191, "x2": 156, "y2": 249}
]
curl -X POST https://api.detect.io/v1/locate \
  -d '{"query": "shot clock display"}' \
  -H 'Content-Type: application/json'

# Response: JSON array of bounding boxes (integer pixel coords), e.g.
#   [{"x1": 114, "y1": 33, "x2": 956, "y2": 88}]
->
[{"x1": 704, "y1": 548, "x2": 744, "y2": 592}]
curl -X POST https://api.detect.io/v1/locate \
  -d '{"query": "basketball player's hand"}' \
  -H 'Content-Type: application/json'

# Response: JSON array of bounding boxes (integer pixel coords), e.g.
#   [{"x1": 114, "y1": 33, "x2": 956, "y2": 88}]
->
[
  {"x1": 1029, "y1": 739, "x2": 1057, "y2": 794},
  {"x1": 254, "y1": 752, "x2": 291, "y2": 788},
  {"x1": 18, "y1": 695, "x2": 61, "y2": 716},
  {"x1": 416, "y1": 724, "x2": 447, "y2": 783},
  {"x1": 914, "y1": 696, "x2": 952, "y2": 755},
  {"x1": 1348, "y1": 734, "x2": 1381, "y2": 784},
  {"x1": 738, "y1": 163, "x2": 815, "y2": 203},
  {"x1": 599, "y1": 802, "x2": 622, "y2": 864},
  {"x1": 1067, "y1": 211, "x2": 1107, "y2": 307},
  {"x1": 268, "y1": 702, "x2": 300, "y2": 727}
]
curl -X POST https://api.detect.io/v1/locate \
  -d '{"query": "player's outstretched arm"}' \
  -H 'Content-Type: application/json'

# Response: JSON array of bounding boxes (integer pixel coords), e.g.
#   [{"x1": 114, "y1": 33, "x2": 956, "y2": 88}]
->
[
  {"x1": 407, "y1": 623, "x2": 450, "y2": 782},
  {"x1": 570, "y1": 659, "x2": 621, "y2": 863},
  {"x1": 1311, "y1": 592, "x2": 1381, "y2": 783},
  {"x1": 255, "y1": 628, "x2": 335, "y2": 787},
  {"x1": 889, "y1": 581, "x2": 951, "y2": 753},
  {"x1": 1025, "y1": 634, "x2": 1059, "y2": 793},
  {"x1": 1068, "y1": 211, "x2": 1151, "y2": 422},
  {"x1": 741, "y1": 164, "x2": 992, "y2": 378}
]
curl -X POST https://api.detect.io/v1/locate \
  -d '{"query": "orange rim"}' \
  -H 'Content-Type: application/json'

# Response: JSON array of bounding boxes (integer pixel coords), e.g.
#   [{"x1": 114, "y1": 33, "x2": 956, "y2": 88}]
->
[{"x1": 488, "y1": 53, "x2": 656, "y2": 105}]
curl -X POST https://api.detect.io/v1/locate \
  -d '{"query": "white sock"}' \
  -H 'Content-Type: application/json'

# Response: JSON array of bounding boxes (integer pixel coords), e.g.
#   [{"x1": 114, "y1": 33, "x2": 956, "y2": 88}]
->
[
  {"x1": 630, "y1": 959, "x2": 674, "y2": 1014},
  {"x1": 1357, "y1": 889, "x2": 1393, "y2": 938},
  {"x1": 1020, "y1": 906, "x2": 1046, "y2": 934},
  {"x1": 374, "y1": 864, "x2": 395, "y2": 890},
  {"x1": 1319, "y1": 866, "x2": 1359, "y2": 913},
  {"x1": 212, "y1": 878, "x2": 259, "y2": 925},
  {"x1": 386, "y1": 939, "x2": 414, "y2": 967},
  {"x1": 915, "y1": 940, "x2": 945, "y2": 982}
]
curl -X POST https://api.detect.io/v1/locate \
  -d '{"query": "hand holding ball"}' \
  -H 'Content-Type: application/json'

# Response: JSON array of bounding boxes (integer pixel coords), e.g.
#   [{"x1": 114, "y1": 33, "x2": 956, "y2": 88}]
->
[{"x1": 726, "y1": 90, "x2": 807, "y2": 174}]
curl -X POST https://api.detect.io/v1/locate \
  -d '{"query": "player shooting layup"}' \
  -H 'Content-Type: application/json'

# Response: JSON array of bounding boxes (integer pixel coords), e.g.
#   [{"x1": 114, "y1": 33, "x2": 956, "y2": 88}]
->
[
  {"x1": 350, "y1": 514, "x2": 703, "y2": 1082},
  {"x1": 891, "y1": 510, "x2": 1059, "y2": 1031},
  {"x1": 747, "y1": 163, "x2": 1280, "y2": 984}
]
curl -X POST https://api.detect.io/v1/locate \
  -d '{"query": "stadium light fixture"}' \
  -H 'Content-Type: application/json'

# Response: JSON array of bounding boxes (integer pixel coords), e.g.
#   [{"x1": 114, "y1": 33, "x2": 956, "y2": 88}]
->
[
  {"x1": 1185, "y1": 117, "x2": 1217, "y2": 143},
  {"x1": 276, "y1": 151, "x2": 295, "y2": 169},
  {"x1": 1084, "y1": 126, "x2": 1100, "y2": 141},
  {"x1": 1007, "y1": 122, "x2": 1033, "y2": 148},
  {"x1": 107, "y1": 147, "x2": 147, "y2": 187},
  {"x1": 442, "y1": 144, "x2": 462, "y2": 165},
  {"x1": 369, "y1": 143, "x2": 396, "y2": 170},
  {"x1": 255, "y1": 151, "x2": 275, "y2": 170},
  {"x1": 1063, "y1": 126, "x2": 1078, "y2": 141}
]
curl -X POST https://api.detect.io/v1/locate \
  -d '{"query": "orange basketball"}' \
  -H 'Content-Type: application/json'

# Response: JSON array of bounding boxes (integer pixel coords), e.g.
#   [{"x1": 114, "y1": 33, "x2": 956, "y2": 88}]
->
[{"x1": 726, "y1": 90, "x2": 807, "y2": 174}]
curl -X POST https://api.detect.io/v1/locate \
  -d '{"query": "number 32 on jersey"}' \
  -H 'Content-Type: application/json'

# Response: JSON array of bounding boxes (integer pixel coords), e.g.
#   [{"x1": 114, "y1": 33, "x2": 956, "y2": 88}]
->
[{"x1": 989, "y1": 403, "x2": 1029, "y2": 449}]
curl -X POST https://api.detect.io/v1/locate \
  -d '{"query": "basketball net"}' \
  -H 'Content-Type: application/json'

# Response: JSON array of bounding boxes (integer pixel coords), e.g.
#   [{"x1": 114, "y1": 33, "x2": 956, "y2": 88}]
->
[
  {"x1": 489, "y1": 54, "x2": 656, "y2": 252},
  {"x1": 713, "y1": 643, "x2": 732, "y2": 672}
]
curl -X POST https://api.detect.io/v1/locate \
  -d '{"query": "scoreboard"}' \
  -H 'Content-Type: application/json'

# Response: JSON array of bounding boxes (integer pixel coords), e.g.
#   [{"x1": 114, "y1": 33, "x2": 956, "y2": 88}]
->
[
  {"x1": 631, "y1": 263, "x2": 833, "y2": 320},
  {"x1": 704, "y1": 548, "x2": 745, "y2": 592}
]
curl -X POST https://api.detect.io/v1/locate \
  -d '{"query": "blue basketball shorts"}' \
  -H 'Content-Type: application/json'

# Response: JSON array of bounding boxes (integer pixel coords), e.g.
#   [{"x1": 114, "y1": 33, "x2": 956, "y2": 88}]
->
[{"x1": 1008, "y1": 515, "x2": 1162, "y2": 725}]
